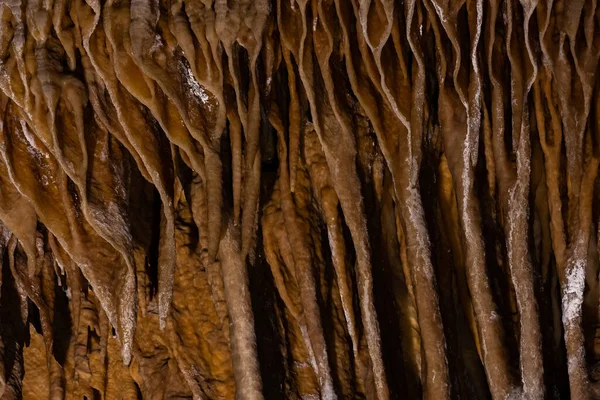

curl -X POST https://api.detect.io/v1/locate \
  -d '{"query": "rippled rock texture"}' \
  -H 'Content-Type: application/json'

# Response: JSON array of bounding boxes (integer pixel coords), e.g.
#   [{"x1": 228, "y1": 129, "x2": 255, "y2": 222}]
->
[{"x1": 0, "y1": 0, "x2": 599, "y2": 398}]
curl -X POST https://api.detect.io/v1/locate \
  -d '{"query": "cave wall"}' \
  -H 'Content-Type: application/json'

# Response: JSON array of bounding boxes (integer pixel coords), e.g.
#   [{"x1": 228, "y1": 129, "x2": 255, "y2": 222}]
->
[{"x1": 0, "y1": 0, "x2": 599, "y2": 398}]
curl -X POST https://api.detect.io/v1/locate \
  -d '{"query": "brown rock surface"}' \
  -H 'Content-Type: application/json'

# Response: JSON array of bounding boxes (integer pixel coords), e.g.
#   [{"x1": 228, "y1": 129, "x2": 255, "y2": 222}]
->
[{"x1": 0, "y1": 0, "x2": 599, "y2": 398}]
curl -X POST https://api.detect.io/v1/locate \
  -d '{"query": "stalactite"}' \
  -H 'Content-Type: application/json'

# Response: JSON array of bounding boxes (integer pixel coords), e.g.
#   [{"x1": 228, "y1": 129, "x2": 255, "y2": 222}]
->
[{"x1": 0, "y1": 0, "x2": 599, "y2": 398}]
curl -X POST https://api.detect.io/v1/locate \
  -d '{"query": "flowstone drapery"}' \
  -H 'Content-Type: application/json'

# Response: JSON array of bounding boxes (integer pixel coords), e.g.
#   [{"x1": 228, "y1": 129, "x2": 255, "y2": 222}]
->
[{"x1": 0, "y1": 0, "x2": 599, "y2": 398}]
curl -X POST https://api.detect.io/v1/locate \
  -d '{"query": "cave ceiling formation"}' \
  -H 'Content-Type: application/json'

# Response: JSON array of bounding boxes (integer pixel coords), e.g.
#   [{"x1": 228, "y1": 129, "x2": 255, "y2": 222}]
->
[{"x1": 0, "y1": 0, "x2": 599, "y2": 398}]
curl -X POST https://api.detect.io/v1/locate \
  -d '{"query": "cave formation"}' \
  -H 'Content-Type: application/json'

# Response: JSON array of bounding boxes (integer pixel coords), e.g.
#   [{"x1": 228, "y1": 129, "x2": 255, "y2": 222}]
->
[{"x1": 0, "y1": 0, "x2": 599, "y2": 398}]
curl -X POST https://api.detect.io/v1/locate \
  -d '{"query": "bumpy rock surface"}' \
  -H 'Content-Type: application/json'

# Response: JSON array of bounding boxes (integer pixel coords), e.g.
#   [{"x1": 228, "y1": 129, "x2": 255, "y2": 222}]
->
[{"x1": 0, "y1": 0, "x2": 599, "y2": 398}]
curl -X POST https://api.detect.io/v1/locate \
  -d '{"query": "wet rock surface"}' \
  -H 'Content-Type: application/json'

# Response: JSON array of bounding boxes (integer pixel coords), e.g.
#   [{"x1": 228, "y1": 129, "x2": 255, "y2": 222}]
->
[{"x1": 0, "y1": 0, "x2": 599, "y2": 398}]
